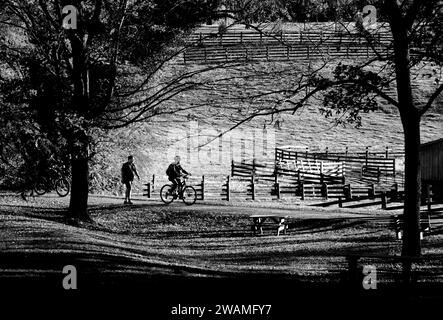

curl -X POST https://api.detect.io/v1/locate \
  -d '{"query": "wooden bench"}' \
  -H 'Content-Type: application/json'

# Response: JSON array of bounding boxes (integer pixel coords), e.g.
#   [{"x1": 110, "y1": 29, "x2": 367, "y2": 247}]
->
[
  {"x1": 250, "y1": 215, "x2": 289, "y2": 236},
  {"x1": 391, "y1": 213, "x2": 431, "y2": 240}
]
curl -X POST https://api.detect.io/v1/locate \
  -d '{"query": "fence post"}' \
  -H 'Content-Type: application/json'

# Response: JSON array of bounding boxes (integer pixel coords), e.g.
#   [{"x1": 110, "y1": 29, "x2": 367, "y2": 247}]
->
[
  {"x1": 226, "y1": 175, "x2": 230, "y2": 201},
  {"x1": 381, "y1": 192, "x2": 387, "y2": 209},
  {"x1": 344, "y1": 184, "x2": 352, "y2": 200},
  {"x1": 231, "y1": 160, "x2": 234, "y2": 177},
  {"x1": 201, "y1": 175, "x2": 205, "y2": 201},
  {"x1": 385, "y1": 146, "x2": 389, "y2": 158},
  {"x1": 369, "y1": 184, "x2": 375, "y2": 199},
  {"x1": 251, "y1": 175, "x2": 255, "y2": 201},
  {"x1": 322, "y1": 182, "x2": 328, "y2": 199},
  {"x1": 152, "y1": 174, "x2": 156, "y2": 191},
  {"x1": 325, "y1": 147, "x2": 328, "y2": 158},
  {"x1": 391, "y1": 183, "x2": 398, "y2": 201},
  {"x1": 301, "y1": 182, "x2": 305, "y2": 200},
  {"x1": 252, "y1": 158, "x2": 256, "y2": 176},
  {"x1": 365, "y1": 147, "x2": 369, "y2": 167},
  {"x1": 144, "y1": 183, "x2": 151, "y2": 198}
]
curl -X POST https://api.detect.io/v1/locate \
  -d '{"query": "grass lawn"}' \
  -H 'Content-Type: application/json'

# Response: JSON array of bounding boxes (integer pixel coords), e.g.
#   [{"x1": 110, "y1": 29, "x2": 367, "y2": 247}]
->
[{"x1": 1, "y1": 192, "x2": 442, "y2": 291}]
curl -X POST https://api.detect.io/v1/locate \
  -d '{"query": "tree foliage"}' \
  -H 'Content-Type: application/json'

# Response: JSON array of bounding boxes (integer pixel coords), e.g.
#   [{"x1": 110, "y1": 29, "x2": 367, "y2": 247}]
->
[
  {"x1": 0, "y1": 0, "x2": 220, "y2": 217},
  {"x1": 224, "y1": 0, "x2": 387, "y2": 23}
]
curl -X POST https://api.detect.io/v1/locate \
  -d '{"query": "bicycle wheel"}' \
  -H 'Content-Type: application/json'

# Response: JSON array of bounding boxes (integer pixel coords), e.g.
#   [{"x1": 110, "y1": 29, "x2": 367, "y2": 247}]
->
[
  {"x1": 34, "y1": 181, "x2": 47, "y2": 196},
  {"x1": 160, "y1": 184, "x2": 175, "y2": 204},
  {"x1": 56, "y1": 178, "x2": 70, "y2": 197},
  {"x1": 182, "y1": 186, "x2": 197, "y2": 206}
]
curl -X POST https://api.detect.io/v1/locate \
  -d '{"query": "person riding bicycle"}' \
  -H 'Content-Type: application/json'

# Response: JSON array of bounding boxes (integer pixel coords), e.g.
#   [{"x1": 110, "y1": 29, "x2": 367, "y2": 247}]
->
[{"x1": 166, "y1": 156, "x2": 189, "y2": 198}]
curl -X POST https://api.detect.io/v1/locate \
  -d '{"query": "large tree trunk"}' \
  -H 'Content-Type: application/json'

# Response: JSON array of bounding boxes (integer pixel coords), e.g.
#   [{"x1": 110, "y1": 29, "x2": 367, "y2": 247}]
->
[
  {"x1": 386, "y1": 0, "x2": 422, "y2": 257},
  {"x1": 67, "y1": 27, "x2": 91, "y2": 222},
  {"x1": 68, "y1": 140, "x2": 91, "y2": 222},
  {"x1": 400, "y1": 112, "x2": 422, "y2": 257}
]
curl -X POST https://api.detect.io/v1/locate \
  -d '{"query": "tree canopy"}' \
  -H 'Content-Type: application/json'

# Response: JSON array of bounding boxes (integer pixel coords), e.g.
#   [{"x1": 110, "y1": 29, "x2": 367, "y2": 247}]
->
[{"x1": 0, "y1": 0, "x2": 220, "y2": 218}]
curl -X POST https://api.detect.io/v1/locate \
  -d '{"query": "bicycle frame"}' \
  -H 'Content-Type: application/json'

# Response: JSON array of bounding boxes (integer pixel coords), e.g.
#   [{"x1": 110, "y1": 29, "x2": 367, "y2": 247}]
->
[{"x1": 173, "y1": 176, "x2": 189, "y2": 195}]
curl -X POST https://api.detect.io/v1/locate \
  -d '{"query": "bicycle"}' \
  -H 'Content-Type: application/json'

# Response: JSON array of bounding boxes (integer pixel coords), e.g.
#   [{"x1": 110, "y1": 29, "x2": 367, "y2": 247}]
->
[
  {"x1": 20, "y1": 177, "x2": 69, "y2": 200},
  {"x1": 160, "y1": 175, "x2": 197, "y2": 205},
  {"x1": 33, "y1": 175, "x2": 70, "y2": 197}
]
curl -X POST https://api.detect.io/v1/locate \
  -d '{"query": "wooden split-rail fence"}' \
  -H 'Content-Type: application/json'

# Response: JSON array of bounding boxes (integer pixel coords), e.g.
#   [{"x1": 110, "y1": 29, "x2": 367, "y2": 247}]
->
[
  {"x1": 276, "y1": 147, "x2": 397, "y2": 174},
  {"x1": 140, "y1": 155, "x2": 409, "y2": 206},
  {"x1": 184, "y1": 26, "x2": 395, "y2": 64},
  {"x1": 275, "y1": 147, "x2": 405, "y2": 188},
  {"x1": 141, "y1": 173, "x2": 437, "y2": 212}
]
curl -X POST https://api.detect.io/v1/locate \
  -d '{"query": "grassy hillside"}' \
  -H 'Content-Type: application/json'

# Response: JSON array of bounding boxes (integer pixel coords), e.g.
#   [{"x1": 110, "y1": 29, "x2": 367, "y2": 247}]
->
[
  {"x1": 93, "y1": 24, "x2": 443, "y2": 194},
  {"x1": 103, "y1": 82, "x2": 442, "y2": 194}
]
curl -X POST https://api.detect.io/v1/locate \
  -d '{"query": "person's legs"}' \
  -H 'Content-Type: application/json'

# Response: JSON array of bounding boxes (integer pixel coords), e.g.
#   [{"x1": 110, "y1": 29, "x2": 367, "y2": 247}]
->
[
  {"x1": 177, "y1": 178, "x2": 183, "y2": 196},
  {"x1": 124, "y1": 181, "x2": 132, "y2": 204},
  {"x1": 169, "y1": 178, "x2": 178, "y2": 195}
]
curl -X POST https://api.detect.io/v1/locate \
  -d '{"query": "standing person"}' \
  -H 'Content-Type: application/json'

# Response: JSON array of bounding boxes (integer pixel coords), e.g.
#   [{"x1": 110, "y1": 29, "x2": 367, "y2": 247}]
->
[
  {"x1": 121, "y1": 155, "x2": 140, "y2": 204},
  {"x1": 166, "y1": 156, "x2": 189, "y2": 197}
]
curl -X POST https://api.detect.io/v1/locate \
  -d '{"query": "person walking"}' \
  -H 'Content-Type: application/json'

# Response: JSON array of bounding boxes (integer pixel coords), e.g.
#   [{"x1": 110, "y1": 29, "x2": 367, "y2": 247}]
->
[{"x1": 121, "y1": 155, "x2": 140, "y2": 204}]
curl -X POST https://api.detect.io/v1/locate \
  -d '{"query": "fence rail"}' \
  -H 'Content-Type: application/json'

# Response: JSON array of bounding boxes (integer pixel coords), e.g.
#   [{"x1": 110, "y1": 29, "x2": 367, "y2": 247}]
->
[
  {"x1": 184, "y1": 22, "x2": 433, "y2": 64},
  {"x1": 141, "y1": 173, "x2": 439, "y2": 211},
  {"x1": 231, "y1": 160, "x2": 346, "y2": 184},
  {"x1": 275, "y1": 147, "x2": 397, "y2": 176},
  {"x1": 184, "y1": 43, "x2": 391, "y2": 64}
]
